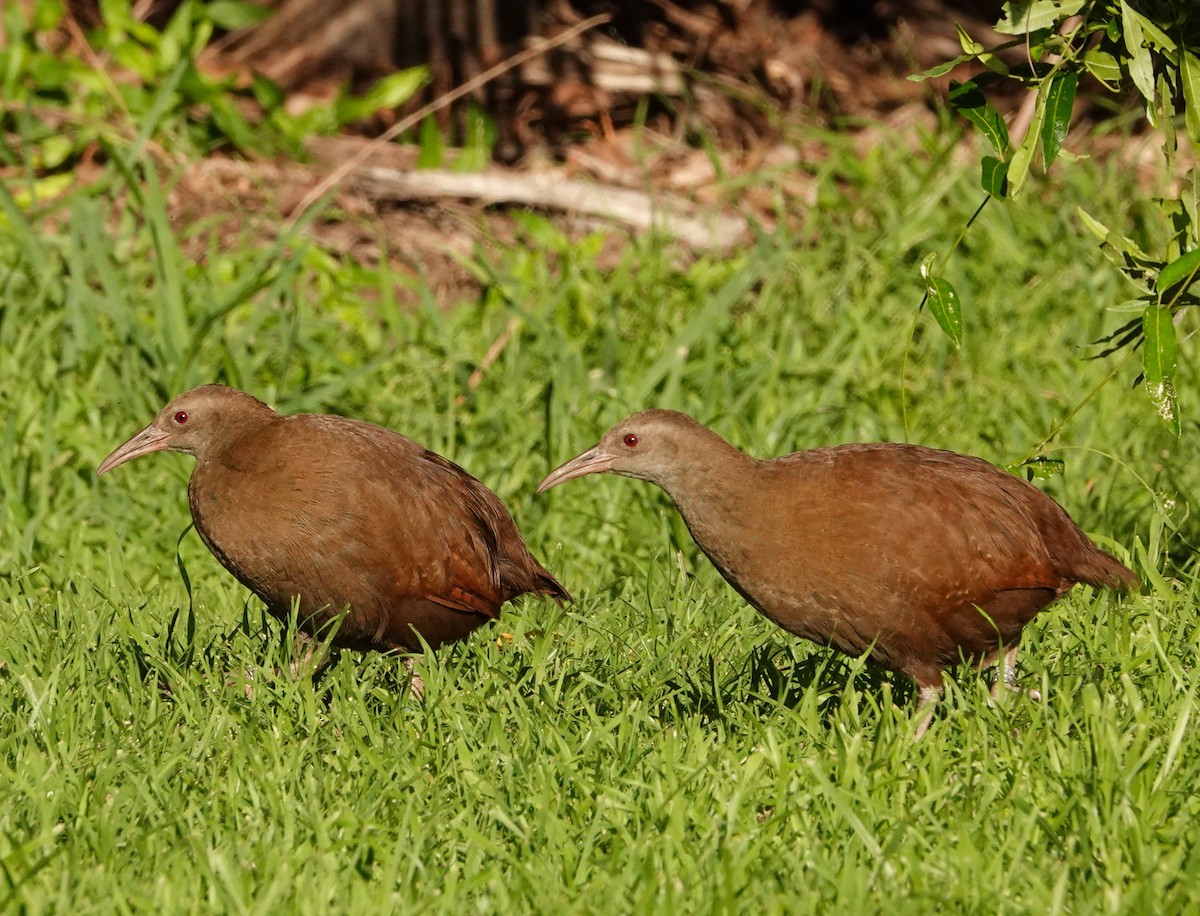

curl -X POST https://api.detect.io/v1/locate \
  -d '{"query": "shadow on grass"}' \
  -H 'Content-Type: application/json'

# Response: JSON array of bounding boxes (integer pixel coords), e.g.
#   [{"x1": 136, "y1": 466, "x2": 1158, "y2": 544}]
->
[
  {"x1": 123, "y1": 598, "x2": 354, "y2": 704},
  {"x1": 649, "y1": 641, "x2": 914, "y2": 730}
]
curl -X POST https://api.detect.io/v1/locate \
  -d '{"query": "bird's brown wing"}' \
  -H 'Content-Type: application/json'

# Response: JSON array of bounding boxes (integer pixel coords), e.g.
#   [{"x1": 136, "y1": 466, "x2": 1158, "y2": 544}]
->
[
  {"x1": 406, "y1": 441, "x2": 569, "y2": 603},
  {"x1": 188, "y1": 417, "x2": 508, "y2": 630},
  {"x1": 191, "y1": 412, "x2": 565, "y2": 652},
  {"x1": 412, "y1": 459, "x2": 509, "y2": 619},
  {"x1": 708, "y1": 444, "x2": 1104, "y2": 682},
  {"x1": 319, "y1": 421, "x2": 517, "y2": 618},
  {"x1": 281, "y1": 416, "x2": 566, "y2": 610}
]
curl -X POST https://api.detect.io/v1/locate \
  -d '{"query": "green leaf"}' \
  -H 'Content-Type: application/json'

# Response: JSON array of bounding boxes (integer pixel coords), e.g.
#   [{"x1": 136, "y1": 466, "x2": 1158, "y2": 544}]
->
[
  {"x1": 286, "y1": 106, "x2": 338, "y2": 138},
  {"x1": 335, "y1": 67, "x2": 428, "y2": 125},
  {"x1": 1143, "y1": 305, "x2": 1176, "y2": 385},
  {"x1": 10, "y1": 173, "x2": 74, "y2": 207},
  {"x1": 1020, "y1": 457, "x2": 1065, "y2": 480},
  {"x1": 455, "y1": 105, "x2": 497, "y2": 172},
  {"x1": 417, "y1": 115, "x2": 444, "y2": 169},
  {"x1": 995, "y1": 0, "x2": 1085, "y2": 35},
  {"x1": 133, "y1": 59, "x2": 191, "y2": 157},
  {"x1": 1076, "y1": 206, "x2": 1157, "y2": 266},
  {"x1": 908, "y1": 55, "x2": 973, "y2": 82},
  {"x1": 32, "y1": 0, "x2": 64, "y2": 31},
  {"x1": 948, "y1": 80, "x2": 1010, "y2": 155},
  {"x1": 1006, "y1": 103, "x2": 1044, "y2": 197},
  {"x1": 1157, "y1": 249, "x2": 1200, "y2": 294},
  {"x1": 1120, "y1": 0, "x2": 1155, "y2": 103},
  {"x1": 1041, "y1": 70, "x2": 1077, "y2": 168},
  {"x1": 207, "y1": 95, "x2": 259, "y2": 153},
  {"x1": 926, "y1": 276, "x2": 963, "y2": 347},
  {"x1": 98, "y1": 0, "x2": 135, "y2": 34},
  {"x1": 251, "y1": 73, "x2": 285, "y2": 111},
  {"x1": 367, "y1": 67, "x2": 428, "y2": 111},
  {"x1": 203, "y1": 0, "x2": 272, "y2": 29},
  {"x1": 956, "y1": 24, "x2": 984, "y2": 55},
  {"x1": 1134, "y1": 12, "x2": 1176, "y2": 53},
  {"x1": 1181, "y1": 51, "x2": 1200, "y2": 146},
  {"x1": 159, "y1": 0, "x2": 199, "y2": 68},
  {"x1": 981, "y1": 156, "x2": 1009, "y2": 197},
  {"x1": 1160, "y1": 70, "x2": 1178, "y2": 162},
  {"x1": 26, "y1": 52, "x2": 76, "y2": 91},
  {"x1": 1183, "y1": 168, "x2": 1200, "y2": 248},
  {"x1": 1162, "y1": 198, "x2": 1188, "y2": 263},
  {"x1": 1076, "y1": 207, "x2": 1112, "y2": 242},
  {"x1": 977, "y1": 52, "x2": 1011, "y2": 78},
  {"x1": 112, "y1": 43, "x2": 158, "y2": 82},
  {"x1": 1145, "y1": 373, "x2": 1181, "y2": 436},
  {"x1": 1082, "y1": 49, "x2": 1122, "y2": 88},
  {"x1": 919, "y1": 251, "x2": 938, "y2": 281},
  {"x1": 1107, "y1": 297, "x2": 1156, "y2": 313},
  {"x1": 37, "y1": 134, "x2": 73, "y2": 170}
]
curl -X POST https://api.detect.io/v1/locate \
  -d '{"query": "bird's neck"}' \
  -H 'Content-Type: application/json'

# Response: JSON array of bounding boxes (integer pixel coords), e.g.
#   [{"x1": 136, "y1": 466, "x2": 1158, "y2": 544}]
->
[
  {"x1": 196, "y1": 412, "x2": 283, "y2": 473},
  {"x1": 653, "y1": 438, "x2": 763, "y2": 592},
  {"x1": 655, "y1": 433, "x2": 758, "y2": 533}
]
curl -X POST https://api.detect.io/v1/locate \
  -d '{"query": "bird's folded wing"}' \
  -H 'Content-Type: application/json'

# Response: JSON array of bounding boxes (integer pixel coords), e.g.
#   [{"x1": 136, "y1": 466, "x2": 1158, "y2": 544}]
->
[{"x1": 425, "y1": 585, "x2": 503, "y2": 618}]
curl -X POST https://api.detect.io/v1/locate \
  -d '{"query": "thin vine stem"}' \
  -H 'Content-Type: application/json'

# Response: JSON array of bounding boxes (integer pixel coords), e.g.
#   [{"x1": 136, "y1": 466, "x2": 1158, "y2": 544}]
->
[
  {"x1": 1021, "y1": 347, "x2": 1136, "y2": 465},
  {"x1": 900, "y1": 193, "x2": 992, "y2": 441}
]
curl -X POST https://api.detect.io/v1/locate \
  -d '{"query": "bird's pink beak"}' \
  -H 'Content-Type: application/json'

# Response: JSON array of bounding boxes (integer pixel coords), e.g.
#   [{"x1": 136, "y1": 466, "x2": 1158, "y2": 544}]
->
[
  {"x1": 537, "y1": 445, "x2": 615, "y2": 493},
  {"x1": 97, "y1": 424, "x2": 172, "y2": 476}
]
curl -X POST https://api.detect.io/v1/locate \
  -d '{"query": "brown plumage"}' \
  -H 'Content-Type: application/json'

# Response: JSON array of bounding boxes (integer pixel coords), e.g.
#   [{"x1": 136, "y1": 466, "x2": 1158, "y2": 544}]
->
[
  {"x1": 98, "y1": 385, "x2": 568, "y2": 655},
  {"x1": 539, "y1": 409, "x2": 1136, "y2": 736}
]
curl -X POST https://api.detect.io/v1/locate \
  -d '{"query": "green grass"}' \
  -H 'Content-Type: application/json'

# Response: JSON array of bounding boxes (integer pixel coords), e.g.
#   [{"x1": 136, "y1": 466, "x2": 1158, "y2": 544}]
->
[{"x1": 3, "y1": 129, "x2": 1200, "y2": 913}]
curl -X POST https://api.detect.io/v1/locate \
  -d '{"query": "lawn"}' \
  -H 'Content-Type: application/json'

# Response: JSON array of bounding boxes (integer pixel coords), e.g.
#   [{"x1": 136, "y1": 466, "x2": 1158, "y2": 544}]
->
[{"x1": 2, "y1": 126, "x2": 1199, "y2": 913}]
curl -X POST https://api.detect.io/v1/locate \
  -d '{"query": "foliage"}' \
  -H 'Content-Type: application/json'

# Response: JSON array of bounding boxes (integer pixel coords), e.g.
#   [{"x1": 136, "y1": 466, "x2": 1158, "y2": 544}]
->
[
  {"x1": 415, "y1": 104, "x2": 499, "y2": 171},
  {"x1": 912, "y1": 0, "x2": 1200, "y2": 436},
  {"x1": 0, "y1": 0, "x2": 427, "y2": 167}
]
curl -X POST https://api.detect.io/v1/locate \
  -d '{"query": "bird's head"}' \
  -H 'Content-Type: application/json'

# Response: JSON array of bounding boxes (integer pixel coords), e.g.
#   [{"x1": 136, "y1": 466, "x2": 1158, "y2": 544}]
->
[
  {"x1": 97, "y1": 384, "x2": 275, "y2": 475},
  {"x1": 537, "y1": 409, "x2": 721, "y2": 493}
]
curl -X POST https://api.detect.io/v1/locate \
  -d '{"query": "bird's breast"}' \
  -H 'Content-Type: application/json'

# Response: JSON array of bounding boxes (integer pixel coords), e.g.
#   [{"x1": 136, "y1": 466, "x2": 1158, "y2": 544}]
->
[{"x1": 188, "y1": 462, "x2": 324, "y2": 580}]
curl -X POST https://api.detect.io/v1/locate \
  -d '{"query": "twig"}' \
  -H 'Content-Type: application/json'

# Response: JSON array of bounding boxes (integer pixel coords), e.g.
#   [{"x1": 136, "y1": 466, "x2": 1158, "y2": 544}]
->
[
  {"x1": 353, "y1": 165, "x2": 746, "y2": 250},
  {"x1": 469, "y1": 316, "x2": 522, "y2": 390},
  {"x1": 285, "y1": 13, "x2": 613, "y2": 225},
  {"x1": 1022, "y1": 347, "x2": 1136, "y2": 464},
  {"x1": 61, "y1": 7, "x2": 127, "y2": 117}
]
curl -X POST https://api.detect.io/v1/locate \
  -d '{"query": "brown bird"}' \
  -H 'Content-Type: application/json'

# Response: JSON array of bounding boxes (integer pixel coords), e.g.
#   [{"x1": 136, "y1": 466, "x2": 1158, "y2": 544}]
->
[
  {"x1": 98, "y1": 385, "x2": 568, "y2": 668},
  {"x1": 539, "y1": 410, "x2": 1136, "y2": 737}
]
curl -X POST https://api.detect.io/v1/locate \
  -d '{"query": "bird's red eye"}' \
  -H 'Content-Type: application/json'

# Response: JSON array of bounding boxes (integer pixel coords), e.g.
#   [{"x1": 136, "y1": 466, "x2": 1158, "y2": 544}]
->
[
  {"x1": 623, "y1": 434, "x2": 638, "y2": 447},
  {"x1": 174, "y1": 411, "x2": 189, "y2": 425}
]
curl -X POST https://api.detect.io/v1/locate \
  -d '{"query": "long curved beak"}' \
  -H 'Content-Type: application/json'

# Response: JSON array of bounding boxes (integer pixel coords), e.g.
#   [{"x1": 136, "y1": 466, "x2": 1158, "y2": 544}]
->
[
  {"x1": 97, "y1": 425, "x2": 171, "y2": 476},
  {"x1": 537, "y1": 445, "x2": 615, "y2": 493}
]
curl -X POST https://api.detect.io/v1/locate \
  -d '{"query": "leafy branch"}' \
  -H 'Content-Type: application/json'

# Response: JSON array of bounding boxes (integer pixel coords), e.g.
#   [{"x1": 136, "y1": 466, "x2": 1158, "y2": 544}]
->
[{"x1": 910, "y1": 0, "x2": 1200, "y2": 438}]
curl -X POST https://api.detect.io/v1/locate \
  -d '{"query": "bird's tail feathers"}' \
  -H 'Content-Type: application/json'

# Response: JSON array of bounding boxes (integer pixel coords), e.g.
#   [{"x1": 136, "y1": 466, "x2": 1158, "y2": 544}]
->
[{"x1": 1079, "y1": 548, "x2": 1139, "y2": 591}]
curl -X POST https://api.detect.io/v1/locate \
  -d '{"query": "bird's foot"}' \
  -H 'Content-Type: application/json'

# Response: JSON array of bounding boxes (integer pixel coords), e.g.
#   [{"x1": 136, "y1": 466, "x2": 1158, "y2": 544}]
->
[
  {"x1": 224, "y1": 639, "x2": 329, "y2": 701},
  {"x1": 226, "y1": 666, "x2": 257, "y2": 701},
  {"x1": 912, "y1": 685, "x2": 942, "y2": 741},
  {"x1": 403, "y1": 657, "x2": 425, "y2": 699},
  {"x1": 991, "y1": 680, "x2": 1042, "y2": 703},
  {"x1": 990, "y1": 646, "x2": 1042, "y2": 702},
  {"x1": 289, "y1": 639, "x2": 329, "y2": 680}
]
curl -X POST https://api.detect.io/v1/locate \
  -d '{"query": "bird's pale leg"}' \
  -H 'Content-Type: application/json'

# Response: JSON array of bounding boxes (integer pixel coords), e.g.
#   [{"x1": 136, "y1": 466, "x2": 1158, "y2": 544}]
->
[
  {"x1": 232, "y1": 633, "x2": 330, "y2": 699},
  {"x1": 230, "y1": 666, "x2": 257, "y2": 701},
  {"x1": 403, "y1": 656, "x2": 425, "y2": 699},
  {"x1": 990, "y1": 645, "x2": 1042, "y2": 702},
  {"x1": 289, "y1": 631, "x2": 330, "y2": 680},
  {"x1": 912, "y1": 684, "x2": 941, "y2": 741}
]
